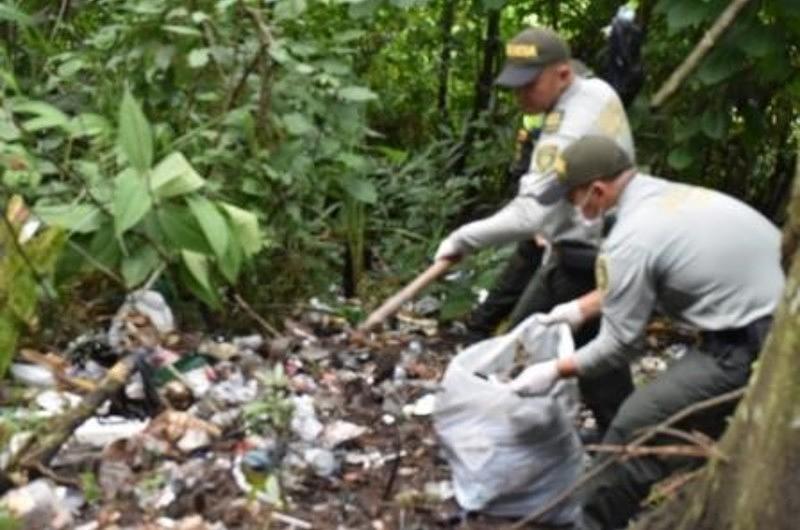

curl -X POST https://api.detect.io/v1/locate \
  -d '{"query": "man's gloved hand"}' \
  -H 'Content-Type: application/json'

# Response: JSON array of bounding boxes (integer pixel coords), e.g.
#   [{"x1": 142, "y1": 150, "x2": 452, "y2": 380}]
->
[
  {"x1": 536, "y1": 300, "x2": 584, "y2": 330},
  {"x1": 508, "y1": 359, "x2": 559, "y2": 395},
  {"x1": 434, "y1": 236, "x2": 466, "y2": 262}
]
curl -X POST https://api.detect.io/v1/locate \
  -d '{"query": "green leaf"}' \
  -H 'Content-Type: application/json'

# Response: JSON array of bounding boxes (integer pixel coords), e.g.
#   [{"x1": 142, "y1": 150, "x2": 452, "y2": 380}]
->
[
  {"x1": 282, "y1": 112, "x2": 315, "y2": 136},
  {"x1": 87, "y1": 225, "x2": 121, "y2": 268},
  {"x1": 220, "y1": 202, "x2": 263, "y2": 256},
  {"x1": 701, "y1": 108, "x2": 727, "y2": 140},
  {"x1": 181, "y1": 250, "x2": 220, "y2": 308},
  {"x1": 150, "y1": 152, "x2": 206, "y2": 198},
  {"x1": 68, "y1": 113, "x2": 110, "y2": 138},
  {"x1": 0, "y1": 4, "x2": 32, "y2": 26},
  {"x1": 118, "y1": 90, "x2": 154, "y2": 174},
  {"x1": 12, "y1": 100, "x2": 69, "y2": 132},
  {"x1": 667, "y1": 146, "x2": 694, "y2": 170},
  {"x1": 121, "y1": 245, "x2": 161, "y2": 288},
  {"x1": 735, "y1": 24, "x2": 783, "y2": 59},
  {"x1": 338, "y1": 86, "x2": 378, "y2": 102},
  {"x1": 274, "y1": 0, "x2": 308, "y2": 20},
  {"x1": 156, "y1": 206, "x2": 212, "y2": 253},
  {"x1": 34, "y1": 203, "x2": 103, "y2": 234},
  {"x1": 113, "y1": 169, "x2": 152, "y2": 236},
  {"x1": 696, "y1": 47, "x2": 744, "y2": 85},
  {"x1": 162, "y1": 24, "x2": 203, "y2": 37},
  {"x1": 217, "y1": 226, "x2": 243, "y2": 283},
  {"x1": 186, "y1": 196, "x2": 229, "y2": 260},
  {"x1": 658, "y1": 0, "x2": 717, "y2": 33},
  {"x1": 340, "y1": 175, "x2": 377, "y2": 204},
  {"x1": 188, "y1": 48, "x2": 210, "y2": 68}
]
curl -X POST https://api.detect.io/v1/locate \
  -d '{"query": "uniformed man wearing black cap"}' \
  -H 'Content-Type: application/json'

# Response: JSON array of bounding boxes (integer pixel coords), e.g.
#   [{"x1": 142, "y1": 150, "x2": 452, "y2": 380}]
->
[
  {"x1": 435, "y1": 27, "x2": 635, "y2": 434},
  {"x1": 509, "y1": 135, "x2": 785, "y2": 529}
]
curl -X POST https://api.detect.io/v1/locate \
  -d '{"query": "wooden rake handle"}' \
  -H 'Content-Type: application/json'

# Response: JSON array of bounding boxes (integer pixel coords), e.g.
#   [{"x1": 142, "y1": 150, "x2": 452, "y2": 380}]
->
[{"x1": 359, "y1": 259, "x2": 453, "y2": 331}]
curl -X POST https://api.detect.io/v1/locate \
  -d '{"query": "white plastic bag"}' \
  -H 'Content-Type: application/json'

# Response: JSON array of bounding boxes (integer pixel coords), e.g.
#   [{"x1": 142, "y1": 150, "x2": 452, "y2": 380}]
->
[{"x1": 433, "y1": 316, "x2": 583, "y2": 524}]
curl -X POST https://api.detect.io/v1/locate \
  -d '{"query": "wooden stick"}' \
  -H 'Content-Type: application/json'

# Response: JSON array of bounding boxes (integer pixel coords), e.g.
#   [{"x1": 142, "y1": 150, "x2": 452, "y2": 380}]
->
[
  {"x1": 359, "y1": 259, "x2": 453, "y2": 331},
  {"x1": 585, "y1": 443, "x2": 710, "y2": 459},
  {"x1": 12, "y1": 351, "x2": 143, "y2": 473},
  {"x1": 650, "y1": 0, "x2": 753, "y2": 109}
]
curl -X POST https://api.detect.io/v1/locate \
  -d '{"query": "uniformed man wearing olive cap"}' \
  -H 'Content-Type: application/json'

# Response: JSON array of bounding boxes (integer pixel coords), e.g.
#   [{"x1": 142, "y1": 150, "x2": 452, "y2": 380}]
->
[
  {"x1": 435, "y1": 26, "x2": 635, "y2": 433},
  {"x1": 508, "y1": 135, "x2": 785, "y2": 528}
]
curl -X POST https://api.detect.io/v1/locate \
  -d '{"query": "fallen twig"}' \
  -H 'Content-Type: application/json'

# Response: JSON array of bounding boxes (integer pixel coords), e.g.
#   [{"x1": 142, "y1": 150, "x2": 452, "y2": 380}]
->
[
  {"x1": 11, "y1": 350, "x2": 145, "y2": 475},
  {"x1": 507, "y1": 387, "x2": 746, "y2": 529},
  {"x1": 585, "y1": 443, "x2": 710, "y2": 459},
  {"x1": 234, "y1": 292, "x2": 280, "y2": 338}
]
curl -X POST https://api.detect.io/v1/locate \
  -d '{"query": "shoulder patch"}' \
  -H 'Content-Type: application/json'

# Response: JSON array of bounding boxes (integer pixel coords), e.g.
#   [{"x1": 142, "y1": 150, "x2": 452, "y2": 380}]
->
[
  {"x1": 543, "y1": 110, "x2": 563, "y2": 134},
  {"x1": 534, "y1": 144, "x2": 559, "y2": 172},
  {"x1": 595, "y1": 254, "x2": 609, "y2": 295}
]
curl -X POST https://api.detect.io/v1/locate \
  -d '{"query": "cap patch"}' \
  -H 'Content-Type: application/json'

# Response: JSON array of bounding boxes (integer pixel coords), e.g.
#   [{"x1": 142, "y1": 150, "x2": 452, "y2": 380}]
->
[
  {"x1": 534, "y1": 144, "x2": 559, "y2": 172},
  {"x1": 507, "y1": 43, "x2": 538, "y2": 59},
  {"x1": 543, "y1": 110, "x2": 563, "y2": 133}
]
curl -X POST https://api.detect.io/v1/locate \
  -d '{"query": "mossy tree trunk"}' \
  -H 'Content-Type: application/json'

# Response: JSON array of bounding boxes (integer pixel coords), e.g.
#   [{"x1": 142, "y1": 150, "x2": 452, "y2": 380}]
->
[{"x1": 632, "y1": 150, "x2": 800, "y2": 530}]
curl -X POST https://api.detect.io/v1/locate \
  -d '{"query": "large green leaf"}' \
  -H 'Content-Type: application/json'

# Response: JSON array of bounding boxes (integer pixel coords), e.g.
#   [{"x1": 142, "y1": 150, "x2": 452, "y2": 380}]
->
[
  {"x1": 696, "y1": 47, "x2": 744, "y2": 85},
  {"x1": 217, "y1": 226, "x2": 243, "y2": 283},
  {"x1": 121, "y1": 245, "x2": 161, "y2": 288},
  {"x1": 118, "y1": 90, "x2": 154, "y2": 174},
  {"x1": 340, "y1": 175, "x2": 377, "y2": 204},
  {"x1": 338, "y1": 86, "x2": 378, "y2": 102},
  {"x1": 186, "y1": 195, "x2": 229, "y2": 260},
  {"x1": 150, "y1": 152, "x2": 206, "y2": 198},
  {"x1": 701, "y1": 108, "x2": 727, "y2": 140},
  {"x1": 0, "y1": 3, "x2": 32, "y2": 26},
  {"x1": 274, "y1": 0, "x2": 308, "y2": 20},
  {"x1": 282, "y1": 112, "x2": 315, "y2": 136},
  {"x1": 220, "y1": 202, "x2": 263, "y2": 256},
  {"x1": 155, "y1": 206, "x2": 212, "y2": 254},
  {"x1": 68, "y1": 113, "x2": 110, "y2": 138},
  {"x1": 12, "y1": 100, "x2": 70, "y2": 132},
  {"x1": 86, "y1": 225, "x2": 121, "y2": 269},
  {"x1": 657, "y1": 0, "x2": 718, "y2": 33},
  {"x1": 34, "y1": 203, "x2": 103, "y2": 234},
  {"x1": 113, "y1": 169, "x2": 152, "y2": 236},
  {"x1": 180, "y1": 250, "x2": 220, "y2": 308},
  {"x1": 667, "y1": 146, "x2": 695, "y2": 170}
]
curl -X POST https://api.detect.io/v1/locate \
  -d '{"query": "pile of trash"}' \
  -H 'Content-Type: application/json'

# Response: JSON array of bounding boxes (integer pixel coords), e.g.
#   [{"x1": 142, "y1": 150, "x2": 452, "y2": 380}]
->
[{"x1": 0, "y1": 291, "x2": 479, "y2": 529}]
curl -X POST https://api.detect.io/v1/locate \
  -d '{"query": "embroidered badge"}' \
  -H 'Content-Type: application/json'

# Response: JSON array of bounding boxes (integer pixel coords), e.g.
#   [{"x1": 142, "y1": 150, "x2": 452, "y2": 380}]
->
[
  {"x1": 543, "y1": 110, "x2": 563, "y2": 133},
  {"x1": 595, "y1": 254, "x2": 609, "y2": 295},
  {"x1": 506, "y1": 43, "x2": 538, "y2": 59},
  {"x1": 534, "y1": 144, "x2": 559, "y2": 172}
]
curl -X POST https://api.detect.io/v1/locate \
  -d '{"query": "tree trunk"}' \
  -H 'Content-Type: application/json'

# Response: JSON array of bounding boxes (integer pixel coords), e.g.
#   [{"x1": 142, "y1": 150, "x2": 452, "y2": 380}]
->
[
  {"x1": 448, "y1": 7, "x2": 501, "y2": 177},
  {"x1": 437, "y1": 0, "x2": 458, "y2": 124},
  {"x1": 632, "y1": 149, "x2": 800, "y2": 530}
]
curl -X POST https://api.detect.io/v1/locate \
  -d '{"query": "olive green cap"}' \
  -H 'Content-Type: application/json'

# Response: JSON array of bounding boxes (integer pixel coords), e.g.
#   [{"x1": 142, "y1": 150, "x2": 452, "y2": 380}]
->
[
  {"x1": 495, "y1": 27, "x2": 571, "y2": 88},
  {"x1": 531, "y1": 135, "x2": 634, "y2": 205}
]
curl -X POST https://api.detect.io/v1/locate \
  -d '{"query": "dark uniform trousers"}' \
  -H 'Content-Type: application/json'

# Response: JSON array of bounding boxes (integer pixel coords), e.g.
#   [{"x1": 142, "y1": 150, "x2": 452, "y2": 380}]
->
[
  {"x1": 580, "y1": 316, "x2": 773, "y2": 530},
  {"x1": 470, "y1": 244, "x2": 634, "y2": 433}
]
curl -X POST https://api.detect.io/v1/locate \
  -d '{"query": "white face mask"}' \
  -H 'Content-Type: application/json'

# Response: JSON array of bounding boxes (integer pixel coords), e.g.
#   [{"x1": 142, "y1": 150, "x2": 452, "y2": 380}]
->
[{"x1": 572, "y1": 188, "x2": 603, "y2": 231}]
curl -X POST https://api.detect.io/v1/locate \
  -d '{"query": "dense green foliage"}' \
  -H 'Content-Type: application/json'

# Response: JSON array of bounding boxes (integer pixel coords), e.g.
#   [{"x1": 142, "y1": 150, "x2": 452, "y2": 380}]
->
[{"x1": 0, "y1": 0, "x2": 798, "y2": 331}]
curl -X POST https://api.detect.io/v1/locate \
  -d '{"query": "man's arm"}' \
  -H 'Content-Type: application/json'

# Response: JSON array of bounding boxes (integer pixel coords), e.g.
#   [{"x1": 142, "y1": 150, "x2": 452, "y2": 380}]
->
[
  {"x1": 435, "y1": 195, "x2": 551, "y2": 260},
  {"x1": 558, "y1": 246, "x2": 656, "y2": 378}
]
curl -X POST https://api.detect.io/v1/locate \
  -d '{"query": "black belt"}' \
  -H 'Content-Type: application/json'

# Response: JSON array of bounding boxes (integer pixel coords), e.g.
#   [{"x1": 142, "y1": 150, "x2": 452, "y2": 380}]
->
[{"x1": 700, "y1": 316, "x2": 773, "y2": 352}]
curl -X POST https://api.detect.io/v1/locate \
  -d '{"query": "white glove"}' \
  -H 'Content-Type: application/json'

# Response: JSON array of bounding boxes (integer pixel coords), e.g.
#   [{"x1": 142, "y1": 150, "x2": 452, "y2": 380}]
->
[
  {"x1": 537, "y1": 300, "x2": 584, "y2": 330},
  {"x1": 434, "y1": 236, "x2": 467, "y2": 261},
  {"x1": 508, "y1": 359, "x2": 559, "y2": 395}
]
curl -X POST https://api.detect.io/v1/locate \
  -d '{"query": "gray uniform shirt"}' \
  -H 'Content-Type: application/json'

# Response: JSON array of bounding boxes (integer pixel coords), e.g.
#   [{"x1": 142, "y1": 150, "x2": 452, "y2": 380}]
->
[
  {"x1": 444, "y1": 76, "x2": 634, "y2": 254},
  {"x1": 576, "y1": 174, "x2": 785, "y2": 376}
]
